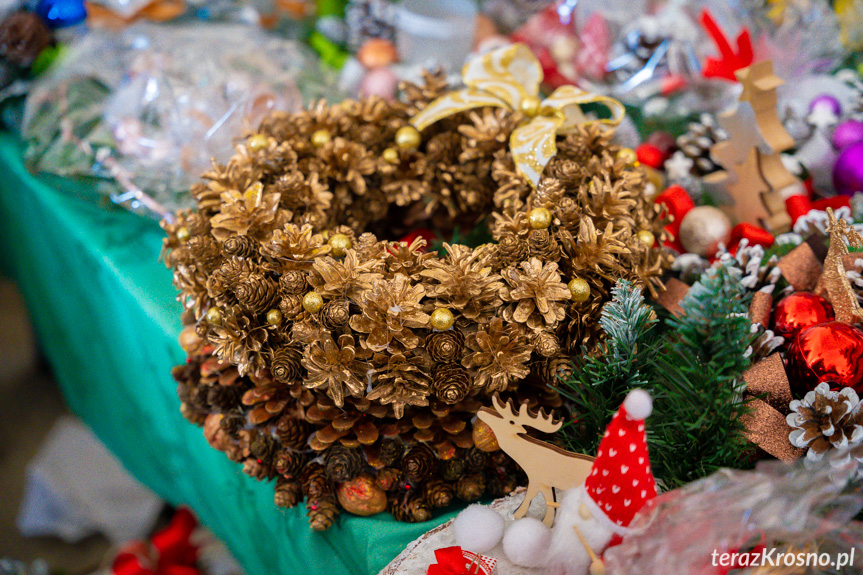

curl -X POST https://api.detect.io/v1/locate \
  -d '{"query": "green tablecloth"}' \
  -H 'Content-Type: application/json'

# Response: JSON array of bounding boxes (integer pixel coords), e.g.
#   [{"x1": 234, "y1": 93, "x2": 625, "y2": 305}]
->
[{"x1": 0, "y1": 132, "x2": 455, "y2": 575}]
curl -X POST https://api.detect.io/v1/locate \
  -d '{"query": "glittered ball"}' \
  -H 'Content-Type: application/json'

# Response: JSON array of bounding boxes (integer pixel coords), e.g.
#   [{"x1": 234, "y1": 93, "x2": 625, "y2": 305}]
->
[
  {"x1": 395, "y1": 125, "x2": 421, "y2": 149},
  {"x1": 528, "y1": 207, "x2": 552, "y2": 229},
  {"x1": 430, "y1": 307, "x2": 455, "y2": 330},
  {"x1": 248, "y1": 133, "x2": 269, "y2": 152},
  {"x1": 311, "y1": 129, "x2": 332, "y2": 148},
  {"x1": 808, "y1": 94, "x2": 842, "y2": 117},
  {"x1": 328, "y1": 233, "x2": 352, "y2": 257},
  {"x1": 636, "y1": 229, "x2": 655, "y2": 248},
  {"x1": 678, "y1": 206, "x2": 732, "y2": 257},
  {"x1": 520, "y1": 95, "x2": 542, "y2": 117},
  {"x1": 176, "y1": 226, "x2": 190, "y2": 242},
  {"x1": 833, "y1": 141, "x2": 863, "y2": 196},
  {"x1": 785, "y1": 321, "x2": 863, "y2": 395},
  {"x1": 472, "y1": 419, "x2": 500, "y2": 452},
  {"x1": 831, "y1": 120, "x2": 863, "y2": 151},
  {"x1": 772, "y1": 292, "x2": 834, "y2": 340},
  {"x1": 568, "y1": 278, "x2": 590, "y2": 302},
  {"x1": 266, "y1": 308, "x2": 283, "y2": 326},
  {"x1": 616, "y1": 148, "x2": 638, "y2": 166},
  {"x1": 206, "y1": 307, "x2": 222, "y2": 325},
  {"x1": 336, "y1": 475, "x2": 387, "y2": 516},
  {"x1": 382, "y1": 147, "x2": 400, "y2": 164},
  {"x1": 303, "y1": 292, "x2": 324, "y2": 313}
]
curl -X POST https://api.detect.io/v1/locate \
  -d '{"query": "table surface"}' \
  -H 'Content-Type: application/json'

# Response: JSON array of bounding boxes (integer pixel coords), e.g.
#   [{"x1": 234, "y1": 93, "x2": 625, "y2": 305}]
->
[{"x1": 0, "y1": 132, "x2": 456, "y2": 575}]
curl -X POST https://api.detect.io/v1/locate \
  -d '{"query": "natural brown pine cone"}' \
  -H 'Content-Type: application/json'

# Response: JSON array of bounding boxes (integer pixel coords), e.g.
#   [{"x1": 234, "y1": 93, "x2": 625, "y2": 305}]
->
[
  {"x1": 235, "y1": 273, "x2": 279, "y2": 313},
  {"x1": 487, "y1": 472, "x2": 519, "y2": 497},
  {"x1": 219, "y1": 412, "x2": 245, "y2": 436},
  {"x1": 495, "y1": 234, "x2": 529, "y2": 268},
  {"x1": 242, "y1": 457, "x2": 275, "y2": 480},
  {"x1": 274, "y1": 477, "x2": 303, "y2": 508},
  {"x1": 276, "y1": 415, "x2": 310, "y2": 449},
  {"x1": 464, "y1": 447, "x2": 489, "y2": 472},
  {"x1": 280, "y1": 270, "x2": 308, "y2": 294},
  {"x1": 402, "y1": 444, "x2": 436, "y2": 482},
  {"x1": 375, "y1": 467, "x2": 403, "y2": 491},
  {"x1": 274, "y1": 449, "x2": 308, "y2": 478},
  {"x1": 300, "y1": 462, "x2": 333, "y2": 498},
  {"x1": 426, "y1": 330, "x2": 465, "y2": 363},
  {"x1": 388, "y1": 490, "x2": 432, "y2": 523},
  {"x1": 307, "y1": 496, "x2": 339, "y2": 531},
  {"x1": 321, "y1": 299, "x2": 351, "y2": 330},
  {"x1": 431, "y1": 363, "x2": 471, "y2": 405},
  {"x1": 534, "y1": 332, "x2": 562, "y2": 358},
  {"x1": 528, "y1": 229, "x2": 561, "y2": 262},
  {"x1": 788, "y1": 382, "x2": 863, "y2": 458},
  {"x1": 378, "y1": 438, "x2": 404, "y2": 467},
  {"x1": 223, "y1": 235, "x2": 258, "y2": 259},
  {"x1": 206, "y1": 384, "x2": 245, "y2": 411},
  {"x1": 440, "y1": 458, "x2": 465, "y2": 482},
  {"x1": 422, "y1": 478, "x2": 454, "y2": 508},
  {"x1": 456, "y1": 473, "x2": 486, "y2": 502},
  {"x1": 325, "y1": 445, "x2": 364, "y2": 482},
  {"x1": 250, "y1": 434, "x2": 279, "y2": 463}
]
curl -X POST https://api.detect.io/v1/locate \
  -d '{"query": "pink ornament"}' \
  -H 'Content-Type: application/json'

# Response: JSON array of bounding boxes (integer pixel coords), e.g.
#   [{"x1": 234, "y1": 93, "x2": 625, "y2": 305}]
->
[
  {"x1": 575, "y1": 12, "x2": 610, "y2": 80},
  {"x1": 833, "y1": 141, "x2": 863, "y2": 196},
  {"x1": 358, "y1": 67, "x2": 398, "y2": 101}
]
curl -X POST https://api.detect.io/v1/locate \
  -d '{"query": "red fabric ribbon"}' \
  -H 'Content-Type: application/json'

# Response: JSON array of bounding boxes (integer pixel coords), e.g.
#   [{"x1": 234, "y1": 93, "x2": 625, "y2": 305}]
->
[
  {"x1": 427, "y1": 547, "x2": 471, "y2": 575},
  {"x1": 700, "y1": 9, "x2": 753, "y2": 81},
  {"x1": 727, "y1": 222, "x2": 774, "y2": 255},
  {"x1": 785, "y1": 195, "x2": 850, "y2": 225},
  {"x1": 112, "y1": 508, "x2": 201, "y2": 575},
  {"x1": 654, "y1": 185, "x2": 694, "y2": 252}
]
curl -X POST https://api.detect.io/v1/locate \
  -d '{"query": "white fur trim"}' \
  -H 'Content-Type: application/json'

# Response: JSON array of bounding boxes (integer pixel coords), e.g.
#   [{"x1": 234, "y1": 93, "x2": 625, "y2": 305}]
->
[
  {"x1": 583, "y1": 487, "x2": 633, "y2": 537},
  {"x1": 623, "y1": 389, "x2": 652, "y2": 420}
]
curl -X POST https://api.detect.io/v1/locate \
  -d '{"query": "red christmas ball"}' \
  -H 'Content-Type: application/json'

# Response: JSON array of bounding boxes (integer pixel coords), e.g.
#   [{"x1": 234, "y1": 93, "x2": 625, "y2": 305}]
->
[
  {"x1": 771, "y1": 292, "x2": 835, "y2": 340},
  {"x1": 785, "y1": 321, "x2": 863, "y2": 395}
]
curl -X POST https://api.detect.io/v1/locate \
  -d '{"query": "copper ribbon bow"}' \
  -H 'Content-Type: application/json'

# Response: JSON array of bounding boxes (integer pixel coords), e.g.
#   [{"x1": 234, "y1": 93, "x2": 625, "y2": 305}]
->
[{"x1": 409, "y1": 43, "x2": 625, "y2": 188}]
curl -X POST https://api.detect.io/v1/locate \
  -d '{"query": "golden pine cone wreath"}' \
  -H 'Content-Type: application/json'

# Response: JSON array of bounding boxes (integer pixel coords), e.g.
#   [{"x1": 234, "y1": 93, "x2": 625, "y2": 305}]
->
[{"x1": 162, "y1": 45, "x2": 672, "y2": 530}]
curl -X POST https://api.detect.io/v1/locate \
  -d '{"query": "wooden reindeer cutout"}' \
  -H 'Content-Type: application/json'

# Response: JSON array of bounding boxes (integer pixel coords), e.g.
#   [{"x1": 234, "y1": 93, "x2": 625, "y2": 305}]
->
[
  {"x1": 815, "y1": 208, "x2": 863, "y2": 324},
  {"x1": 477, "y1": 395, "x2": 594, "y2": 527}
]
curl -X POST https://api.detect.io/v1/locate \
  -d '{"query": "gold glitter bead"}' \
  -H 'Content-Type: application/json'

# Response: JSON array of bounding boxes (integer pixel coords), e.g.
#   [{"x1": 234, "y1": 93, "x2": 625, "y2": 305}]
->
[
  {"x1": 430, "y1": 308, "x2": 455, "y2": 330},
  {"x1": 311, "y1": 129, "x2": 332, "y2": 148},
  {"x1": 248, "y1": 134, "x2": 269, "y2": 152},
  {"x1": 637, "y1": 230, "x2": 656, "y2": 247},
  {"x1": 568, "y1": 278, "x2": 590, "y2": 302},
  {"x1": 528, "y1": 207, "x2": 552, "y2": 229},
  {"x1": 520, "y1": 95, "x2": 542, "y2": 117},
  {"x1": 472, "y1": 419, "x2": 500, "y2": 452},
  {"x1": 382, "y1": 147, "x2": 400, "y2": 164},
  {"x1": 303, "y1": 292, "x2": 324, "y2": 313},
  {"x1": 328, "y1": 233, "x2": 352, "y2": 257},
  {"x1": 617, "y1": 148, "x2": 638, "y2": 166},
  {"x1": 266, "y1": 308, "x2": 283, "y2": 326},
  {"x1": 395, "y1": 125, "x2": 421, "y2": 149},
  {"x1": 176, "y1": 226, "x2": 190, "y2": 242},
  {"x1": 206, "y1": 306, "x2": 222, "y2": 325}
]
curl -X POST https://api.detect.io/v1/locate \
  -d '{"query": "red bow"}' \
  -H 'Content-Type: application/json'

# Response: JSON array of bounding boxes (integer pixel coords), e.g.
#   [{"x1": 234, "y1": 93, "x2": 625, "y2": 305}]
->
[
  {"x1": 112, "y1": 508, "x2": 201, "y2": 575},
  {"x1": 700, "y1": 9, "x2": 753, "y2": 81},
  {"x1": 427, "y1": 547, "x2": 486, "y2": 575},
  {"x1": 785, "y1": 195, "x2": 850, "y2": 226}
]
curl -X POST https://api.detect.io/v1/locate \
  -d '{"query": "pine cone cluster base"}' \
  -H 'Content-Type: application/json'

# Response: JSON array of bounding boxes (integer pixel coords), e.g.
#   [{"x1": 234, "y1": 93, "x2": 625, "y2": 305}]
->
[{"x1": 163, "y1": 71, "x2": 671, "y2": 529}]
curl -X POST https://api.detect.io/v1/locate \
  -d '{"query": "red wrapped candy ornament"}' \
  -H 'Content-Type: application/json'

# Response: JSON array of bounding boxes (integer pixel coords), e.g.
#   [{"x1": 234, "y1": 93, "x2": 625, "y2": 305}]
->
[{"x1": 785, "y1": 321, "x2": 863, "y2": 395}]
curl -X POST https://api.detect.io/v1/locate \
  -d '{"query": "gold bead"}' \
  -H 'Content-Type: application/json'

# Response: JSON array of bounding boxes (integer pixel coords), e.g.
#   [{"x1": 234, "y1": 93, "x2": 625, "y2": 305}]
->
[
  {"x1": 617, "y1": 148, "x2": 638, "y2": 166},
  {"x1": 636, "y1": 230, "x2": 656, "y2": 247},
  {"x1": 528, "y1": 207, "x2": 552, "y2": 229},
  {"x1": 176, "y1": 226, "x2": 190, "y2": 242},
  {"x1": 382, "y1": 147, "x2": 400, "y2": 164},
  {"x1": 266, "y1": 308, "x2": 283, "y2": 326},
  {"x1": 311, "y1": 129, "x2": 332, "y2": 148},
  {"x1": 430, "y1": 307, "x2": 455, "y2": 330},
  {"x1": 568, "y1": 278, "x2": 590, "y2": 303},
  {"x1": 520, "y1": 95, "x2": 542, "y2": 117},
  {"x1": 206, "y1": 306, "x2": 222, "y2": 325},
  {"x1": 395, "y1": 125, "x2": 421, "y2": 149},
  {"x1": 328, "y1": 233, "x2": 352, "y2": 257},
  {"x1": 303, "y1": 292, "x2": 324, "y2": 313},
  {"x1": 248, "y1": 134, "x2": 269, "y2": 152}
]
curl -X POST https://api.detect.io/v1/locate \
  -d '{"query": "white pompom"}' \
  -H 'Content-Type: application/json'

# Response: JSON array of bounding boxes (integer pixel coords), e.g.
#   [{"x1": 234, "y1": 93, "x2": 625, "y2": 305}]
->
[
  {"x1": 623, "y1": 389, "x2": 652, "y2": 420},
  {"x1": 502, "y1": 517, "x2": 551, "y2": 568},
  {"x1": 452, "y1": 504, "x2": 505, "y2": 553}
]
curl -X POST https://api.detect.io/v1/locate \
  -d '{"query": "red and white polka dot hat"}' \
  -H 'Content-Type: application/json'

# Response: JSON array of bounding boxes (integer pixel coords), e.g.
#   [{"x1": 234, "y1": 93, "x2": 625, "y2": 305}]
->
[{"x1": 583, "y1": 389, "x2": 657, "y2": 534}]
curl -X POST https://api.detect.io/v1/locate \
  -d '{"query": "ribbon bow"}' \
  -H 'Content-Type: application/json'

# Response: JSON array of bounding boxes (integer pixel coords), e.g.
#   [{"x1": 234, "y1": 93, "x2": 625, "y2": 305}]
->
[
  {"x1": 427, "y1": 547, "x2": 496, "y2": 575},
  {"x1": 112, "y1": 508, "x2": 201, "y2": 575},
  {"x1": 409, "y1": 43, "x2": 625, "y2": 188}
]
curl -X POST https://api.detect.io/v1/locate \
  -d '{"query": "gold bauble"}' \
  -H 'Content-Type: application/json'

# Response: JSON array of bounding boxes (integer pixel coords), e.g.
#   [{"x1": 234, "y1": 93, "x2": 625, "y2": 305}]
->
[
  {"x1": 430, "y1": 308, "x2": 455, "y2": 330},
  {"x1": 395, "y1": 125, "x2": 421, "y2": 149},
  {"x1": 328, "y1": 233, "x2": 352, "y2": 257},
  {"x1": 336, "y1": 475, "x2": 387, "y2": 516},
  {"x1": 617, "y1": 148, "x2": 638, "y2": 166},
  {"x1": 382, "y1": 147, "x2": 400, "y2": 164},
  {"x1": 206, "y1": 306, "x2": 222, "y2": 325},
  {"x1": 248, "y1": 134, "x2": 269, "y2": 152},
  {"x1": 568, "y1": 278, "x2": 590, "y2": 302},
  {"x1": 678, "y1": 206, "x2": 732, "y2": 258},
  {"x1": 176, "y1": 226, "x2": 190, "y2": 242},
  {"x1": 311, "y1": 129, "x2": 332, "y2": 148},
  {"x1": 520, "y1": 95, "x2": 542, "y2": 117},
  {"x1": 472, "y1": 419, "x2": 500, "y2": 452},
  {"x1": 303, "y1": 292, "x2": 324, "y2": 313},
  {"x1": 266, "y1": 308, "x2": 283, "y2": 326},
  {"x1": 179, "y1": 325, "x2": 202, "y2": 353},
  {"x1": 528, "y1": 207, "x2": 552, "y2": 229},
  {"x1": 636, "y1": 229, "x2": 656, "y2": 247}
]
